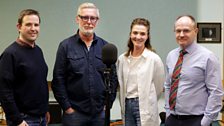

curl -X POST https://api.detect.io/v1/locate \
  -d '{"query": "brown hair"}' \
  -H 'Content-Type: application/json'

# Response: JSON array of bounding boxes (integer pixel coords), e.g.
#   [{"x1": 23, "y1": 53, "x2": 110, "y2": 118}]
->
[
  {"x1": 18, "y1": 9, "x2": 40, "y2": 25},
  {"x1": 125, "y1": 18, "x2": 153, "y2": 57}
]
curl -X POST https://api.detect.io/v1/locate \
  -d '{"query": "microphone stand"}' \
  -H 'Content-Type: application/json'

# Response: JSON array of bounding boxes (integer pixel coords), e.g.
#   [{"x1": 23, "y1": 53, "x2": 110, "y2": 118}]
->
[{"x1": 104, "y1": 67, "x2": 112, "y2": 126}]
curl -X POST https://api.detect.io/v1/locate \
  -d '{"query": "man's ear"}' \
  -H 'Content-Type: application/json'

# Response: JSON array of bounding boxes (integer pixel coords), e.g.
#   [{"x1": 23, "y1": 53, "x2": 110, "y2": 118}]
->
[
  {"x1": 16, "y1": 23, "x2": 21, "y2": 31},
  {"x1": 195, "y1": 27, "x2": 199, "y2": 34},
  {"x1": 75, "y1": 16, "x2": 79, "y2": 24}
]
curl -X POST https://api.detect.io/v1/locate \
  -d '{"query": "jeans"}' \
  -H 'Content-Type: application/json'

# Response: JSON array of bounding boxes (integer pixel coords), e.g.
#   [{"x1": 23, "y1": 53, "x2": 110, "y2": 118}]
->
[
  {"x1": 125, "y1": 98, "x2": 141, "y2": 126},
  {"x1": 6, "y1": 113, "x2": 46, "y2": 126},
  {"x1": 62, "y1": 109, "x2": 105, "y2": 126}
]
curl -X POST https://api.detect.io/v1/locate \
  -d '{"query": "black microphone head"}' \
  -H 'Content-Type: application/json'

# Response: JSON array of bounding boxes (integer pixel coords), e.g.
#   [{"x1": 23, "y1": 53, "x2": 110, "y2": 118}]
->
[{"x1": 102, "y1": 43, "x2": 118, "y2": 67}]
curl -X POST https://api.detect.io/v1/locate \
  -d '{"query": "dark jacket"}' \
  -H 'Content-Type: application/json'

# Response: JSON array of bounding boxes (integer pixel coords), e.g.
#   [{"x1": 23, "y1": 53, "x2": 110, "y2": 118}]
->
[{"x1": 52, "y1": 33, "x2": 118, "y2": 115}]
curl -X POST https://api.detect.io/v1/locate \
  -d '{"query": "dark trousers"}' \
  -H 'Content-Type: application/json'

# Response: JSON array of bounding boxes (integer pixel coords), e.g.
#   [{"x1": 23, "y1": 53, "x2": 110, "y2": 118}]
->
[
  {"x1": 6, "y1": 113, "x2": 46, "y2": 126},
  {"x1": 165, "y1": 114, "x2": 212, "y2": 126},
  {"x1": 62, "y1": 110, "x2": 105, "y2": 126}
]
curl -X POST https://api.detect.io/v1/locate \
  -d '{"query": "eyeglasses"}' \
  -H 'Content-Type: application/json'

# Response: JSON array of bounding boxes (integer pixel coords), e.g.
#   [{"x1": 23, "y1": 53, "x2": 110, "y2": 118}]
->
[{"x1": 78, "y1": 15, "x2": 99, "y2": 23}]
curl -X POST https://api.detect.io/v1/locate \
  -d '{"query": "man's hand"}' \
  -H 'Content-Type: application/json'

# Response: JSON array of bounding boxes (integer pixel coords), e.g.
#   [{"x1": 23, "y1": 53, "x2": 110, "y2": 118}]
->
[
  {"x1": 18, "y1": 120, "x2": 29, "y2": 126},
  {"x1": 46, "y1": 112, "x2": 51, "y2": 124},
  {"x1": 65, "y1": 107, "x2": 75, "y2": 114}
]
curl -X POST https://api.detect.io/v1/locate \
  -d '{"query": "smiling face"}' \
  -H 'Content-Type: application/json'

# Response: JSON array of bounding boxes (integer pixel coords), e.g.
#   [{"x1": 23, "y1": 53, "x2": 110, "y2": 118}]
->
[
  {"x1": 76, "y1": 7, "x2": 99, "y2": 37},
  {"x1": 174, "y1": 16, "x2": 198, "y2": 49},
  {"x1": 17, "y1": 14, "x2": 40, "y2": 44},
  {"x1": 130, "y1": 24, "x2": 149, "y2": 50}
]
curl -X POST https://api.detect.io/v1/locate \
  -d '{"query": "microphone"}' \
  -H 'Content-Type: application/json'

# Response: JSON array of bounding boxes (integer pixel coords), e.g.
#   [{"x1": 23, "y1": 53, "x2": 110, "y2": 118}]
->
[
  {"x1": 102, "y1": 43, "x2": 118, "y2": 68},
  {"x1": 102, "y1": 43, "x2": 117, "y2": 126}
]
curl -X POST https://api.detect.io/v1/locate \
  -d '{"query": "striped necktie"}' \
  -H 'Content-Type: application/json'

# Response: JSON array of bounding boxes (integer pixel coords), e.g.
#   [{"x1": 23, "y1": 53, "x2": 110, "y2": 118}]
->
[{"x1": 169, "y1": 49, "x2": 187, "y2": 110}]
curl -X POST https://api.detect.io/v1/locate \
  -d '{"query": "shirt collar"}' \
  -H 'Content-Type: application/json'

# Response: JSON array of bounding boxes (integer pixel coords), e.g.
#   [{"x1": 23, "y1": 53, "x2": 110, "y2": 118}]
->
[
  {"x1": 141, "y1": 48, "x2": 149, "y2": 58},
  {"x1": 76, "y1": 30, "x2": 98, "y2": 44},
  {"x1": 16, "y1": 38, "x2": 36, "y2": 48},
  {"x1": 128, "y1": 48, "x2": 149, "y2": 59},
  {"x1": 178, "y1": 41, "x2": 197, "y2": 55}
]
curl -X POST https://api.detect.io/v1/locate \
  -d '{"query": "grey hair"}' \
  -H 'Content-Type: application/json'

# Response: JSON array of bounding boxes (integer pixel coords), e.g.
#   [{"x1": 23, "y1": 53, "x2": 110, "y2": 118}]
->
[{"x1": 77, "y1": 2, "x2": 100, "y2": 18}]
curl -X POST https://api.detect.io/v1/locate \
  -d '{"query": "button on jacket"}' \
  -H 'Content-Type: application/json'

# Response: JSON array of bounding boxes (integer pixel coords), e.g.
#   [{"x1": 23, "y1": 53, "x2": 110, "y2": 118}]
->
[{"x1": 52, "y1": 33, "x2": 117, "y2": 115}]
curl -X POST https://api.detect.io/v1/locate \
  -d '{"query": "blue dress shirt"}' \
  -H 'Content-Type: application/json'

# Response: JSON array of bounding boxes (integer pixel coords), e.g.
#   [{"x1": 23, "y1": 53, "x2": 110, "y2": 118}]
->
[{"x1": 164, "y1": 42, "x2": 223, "y2": 126}]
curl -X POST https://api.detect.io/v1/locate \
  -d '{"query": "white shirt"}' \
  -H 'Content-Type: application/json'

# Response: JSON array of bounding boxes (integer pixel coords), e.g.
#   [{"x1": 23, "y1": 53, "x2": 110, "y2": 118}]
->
[
  {"x1": 117, "y1": 48, "x2": 165, "y2": 126},
  {"x1": 126, "y1": 55, "x2": 141, "y2": 98}
]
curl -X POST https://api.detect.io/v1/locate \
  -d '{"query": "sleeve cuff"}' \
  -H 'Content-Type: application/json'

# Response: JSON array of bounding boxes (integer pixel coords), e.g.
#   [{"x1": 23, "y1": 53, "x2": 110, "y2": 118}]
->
[
  {"x1": 164, "y1": 105, "x2": 170, "y2": 118},
  {"x1": 201, "y1": 115, "x2": 212, "y2": 126}
]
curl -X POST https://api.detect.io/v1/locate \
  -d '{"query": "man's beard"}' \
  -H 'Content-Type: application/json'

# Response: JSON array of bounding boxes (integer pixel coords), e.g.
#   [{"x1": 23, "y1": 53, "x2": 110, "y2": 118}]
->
[{"x1": 79, "y1": 26, "x2": 94, "y2": 37}]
